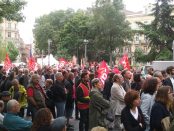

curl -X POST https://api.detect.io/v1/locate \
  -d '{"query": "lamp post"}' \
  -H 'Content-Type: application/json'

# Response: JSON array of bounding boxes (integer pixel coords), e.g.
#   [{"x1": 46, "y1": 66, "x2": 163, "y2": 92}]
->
[
  {"x1": 172, "y1": 40, "x2": 174, "y2": 61},
  {"x1": 48, "y1": 39, "x2": 52, "y2": 66},
  {"x1": 84, "y1": 39, "x2": 89, "y2": 65}
]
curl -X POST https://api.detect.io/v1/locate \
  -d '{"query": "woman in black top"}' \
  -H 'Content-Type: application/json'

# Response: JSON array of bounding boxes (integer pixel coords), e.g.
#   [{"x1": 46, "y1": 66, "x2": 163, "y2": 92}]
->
[
  {"x1": 121, "y1": 90, "x2": 146, "y2": 131},
  {"x1": 31, "y1": 108, "x2": 53, "y2": 131},
  {"x1": 150, "y1": 86, "x2": 172, "y2": 131}
]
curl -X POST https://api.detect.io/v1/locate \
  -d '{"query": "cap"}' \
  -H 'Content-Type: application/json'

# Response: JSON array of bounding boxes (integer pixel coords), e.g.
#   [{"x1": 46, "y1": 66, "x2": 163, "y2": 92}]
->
[
  {"x1": 51, "y1": 117, "x2": 67, "y2": 131},
  {"x1": 1, "y1": 91, "x2": 11, "y2": 97}
]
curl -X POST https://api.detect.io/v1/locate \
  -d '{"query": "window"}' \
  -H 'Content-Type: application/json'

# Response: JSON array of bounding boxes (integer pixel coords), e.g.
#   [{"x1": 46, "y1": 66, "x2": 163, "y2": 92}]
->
[
  {"x1": 7, "y1": 32, "x2": 11, "y2": 37},
  {"x1": 15, "y1": 33, "x2": 18, "y2": 38},
  {"x1": 14, "y1": 24, "x2": 17, "y2": 29},
  {"x1": 7, "y1": 23, "x2": 11, "y2": 29},
  {"x1": 135, "y1": 34, "x2": 139, "y2": 41}
]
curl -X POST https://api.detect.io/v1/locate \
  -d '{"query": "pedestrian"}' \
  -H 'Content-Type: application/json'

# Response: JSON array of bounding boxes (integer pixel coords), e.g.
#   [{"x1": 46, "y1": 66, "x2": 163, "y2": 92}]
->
[
  {"x1": 31, "y1": 108, "x2": 53, "y2": 131},
  {"x1": 77, "y1": 72, "x2": 90, "y2": 131},
  {"x1": 109, "y1": 74, "x2": 126, "y2": 130},
  {"x1": 150, "y1": 86, "x2": 172, "y2": 131},
  {"x1": 140, "y1": 78, "x2": 158, "y2": 131},
  {"x1": 89, "y1": 78, "x2": 110, "y2": 129},
  {"x1": 3, "y1": 99, "x2": 32, "y2": 131},
  {"x1": 121, "y1": 90, "x2": 146, "y2": 131}
]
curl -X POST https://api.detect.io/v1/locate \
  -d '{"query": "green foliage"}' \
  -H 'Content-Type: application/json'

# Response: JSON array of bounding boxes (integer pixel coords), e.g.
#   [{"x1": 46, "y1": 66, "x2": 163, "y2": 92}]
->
[
  {"x1": 0, "y1": 0, "x2": 26, "y2": 22},
  {"x1": 7, "y1": 41, "x2": 19, "y2": 61},
  {"x1": 92, "y1": 0, "x2": 132, "y2": 64},
  {"x1": 33, "y1": 9, "x2": 75, "y2": 57},
  {"x1": 33, "y1": 0, "x2": 132, "y2": 64},
  {"x1": 137, "y1": 0, "x2": 174, "y2": 61}
]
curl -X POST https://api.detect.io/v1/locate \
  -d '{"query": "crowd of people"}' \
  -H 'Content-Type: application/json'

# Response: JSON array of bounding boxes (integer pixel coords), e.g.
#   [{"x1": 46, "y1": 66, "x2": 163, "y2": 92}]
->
[{"x1": 0, "y1": 65, "x2": 174, "y2": 131}]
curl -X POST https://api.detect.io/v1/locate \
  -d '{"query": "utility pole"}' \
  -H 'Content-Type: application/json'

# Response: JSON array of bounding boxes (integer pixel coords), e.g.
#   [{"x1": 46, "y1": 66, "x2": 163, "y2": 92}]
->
[{"x1": 48, "y1": 39, "x2": 52, "y2": 66}]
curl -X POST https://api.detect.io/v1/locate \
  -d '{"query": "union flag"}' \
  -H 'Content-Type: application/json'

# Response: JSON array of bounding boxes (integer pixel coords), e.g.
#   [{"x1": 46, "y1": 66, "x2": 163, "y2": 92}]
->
[{"x1": 4, "y1": 53, "x2": 12, "y2": 71}]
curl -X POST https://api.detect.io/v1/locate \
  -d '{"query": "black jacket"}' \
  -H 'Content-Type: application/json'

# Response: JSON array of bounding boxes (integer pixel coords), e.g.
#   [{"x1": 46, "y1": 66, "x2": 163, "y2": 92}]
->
[
  {"x1": 163, "y1": 77, "x2": 173, "y2": 91},
  {"x1": 51, "y1": 80, "x2": 66, "y2": 102},
  {"x1": 121, "y1": 106, "x2": 146, "y2": 131},
  {"x1": 150, "y1": 101, "x2": 170, "y2": 131}
]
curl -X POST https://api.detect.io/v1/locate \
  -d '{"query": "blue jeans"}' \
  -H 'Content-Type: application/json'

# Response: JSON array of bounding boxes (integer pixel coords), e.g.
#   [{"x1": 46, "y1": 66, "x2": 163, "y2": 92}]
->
[{"x1": 55, "y1": 101, "x2": 66, "y2": 117}]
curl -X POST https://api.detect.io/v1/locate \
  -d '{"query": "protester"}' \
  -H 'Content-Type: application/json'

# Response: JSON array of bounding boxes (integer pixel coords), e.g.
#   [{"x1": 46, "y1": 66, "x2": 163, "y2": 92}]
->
[
  {"x1": 45, "y1": 79, "x2": 55, "y2": 118},
  {"x1": 71, "y1": 68, "x2": 80, "y2": 120},
  {"x1": 0, "y1": 100, "x2": 4, "y2": 124},
  {"x1": 3, "y1": 99, "x2": 32, "y2": 131},
  {"x1": 76, "y1": 72, "x2": 90, "y2": 131},
  {"x1": 51, "y1": 116, "x2": 67, "y2": 131},
  {"x1": 103, "y1": 72, "x2": 115, "y2": 100},
  {"x1": 27, "y1": 74, "x2": 46, "y2": 120},
  {"x1": 31, "y1": 108, "x2": 53, "y2": 131},
  {"x1": 51, "y1": 72, "x2": 66, "y2": 117},
  {"x1": 89, "y1": 78, "x2": 110, "y2": 129},
  {"x1": 150, "y1": 86, "x2": 172, "y2": 131},
  {"x1": 9, "y1": 79, "x2": 27, "y2": 117},
  {"x1": 163, "y1": 66, "x2": 174, "y2": 92},
  {"x1": 131, "y1": 73, "x2": 143, "y2": 92},
  {"x1": 1, "y1": 91, "x2": 11, "y2": 113},
  {"x1": 110, "y1": 74, "x2": 126, "y2": 130},
  {"x1": 121, "y1": 70, "x2": 132, "y2": 92},
  {"x1": 140, "y1": 78, "x2": 158, "y2": 131},
  {"x1": 65, "y1": 72, "x2": 75, "y2": 130},
  {"x1": 91, "y1": 126, "x2": 107, "y2": 131},
  {"x1": 121, "y1": 90, "x2": 146, "y2": 131}
]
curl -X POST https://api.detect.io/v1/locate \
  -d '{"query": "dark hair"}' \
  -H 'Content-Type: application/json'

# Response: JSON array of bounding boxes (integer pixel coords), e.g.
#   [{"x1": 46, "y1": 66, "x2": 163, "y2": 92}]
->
[
  {"x1": 124, "y1": 90, "x2": 139, "y2": 108},
  {"x1": 166, "y1": 66, "x2": 174, "y2": 74},
  {"x1": 81, "y1": 72, "x2": 88, "y2": 79},
  {"x1": 133, "y1": 73, "x2": 141, "y2": 82},
  {"x1": 121, "y1": 69, "x2": 128, "y2": 77},
  {"x1": 89, "y1": 73, "x2": 95, "y2": 80},
  {"x1": 155, "y1": 86, "x2": 171, "y2": 107},
  {"x1": 31, "y1": 108, "x2": 52, "y2": 131},
  {"x1": 108, "y1": 72, "x2": 115, "y2": 81},
  {"x1": 142, "y1": 78, "x2": 158, "y2": 95}
]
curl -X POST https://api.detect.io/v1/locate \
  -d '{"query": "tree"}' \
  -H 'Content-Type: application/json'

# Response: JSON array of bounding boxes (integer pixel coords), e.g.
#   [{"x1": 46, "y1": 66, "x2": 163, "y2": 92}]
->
[
  {"x1": 33, "y1": 9, "x2": 75, "y2": 56},
  {"x1": 0, "y1": 0, "x2": 26, "y2": 22},
  {"x1": 138, "y1": 0, "x2": 174, "y2": 61},
  {"x1": 7, "y1": 41, "x2": 19, "y2": 61},
  {"x1": 92, "y1": 0, "x2": 132, "y2": 66},
  {"x1": 59, "y1": 10, "x2": 93, "y2": 62}
]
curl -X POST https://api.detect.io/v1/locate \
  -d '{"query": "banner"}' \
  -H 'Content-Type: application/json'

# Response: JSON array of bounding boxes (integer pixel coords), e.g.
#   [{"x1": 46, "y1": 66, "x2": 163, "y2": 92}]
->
[
  {"x1": 58, "y1": 58, "x2": 67, "y2": 68},
  {"x1": 112, "y1": 66, "x2": 120, "y2": 74},
  {"x1": 97, "y1": 60, "x2": 109, "y2": 85},
  {"x1": 119, "y1": 54, "x2": 130, "y2": 70},
  {"x1": 4, "y1": 53, "x2": 12, "y2": 71},
  {"x1": 28, "y1": 45, "x2": 36, "y2": 71}
]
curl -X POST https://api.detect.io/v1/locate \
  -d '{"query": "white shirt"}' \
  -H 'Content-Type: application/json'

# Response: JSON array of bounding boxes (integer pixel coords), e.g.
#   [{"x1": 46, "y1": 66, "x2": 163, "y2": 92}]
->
[{"x1": 130, "y1": 107, "x2": 138, "y2": 120}]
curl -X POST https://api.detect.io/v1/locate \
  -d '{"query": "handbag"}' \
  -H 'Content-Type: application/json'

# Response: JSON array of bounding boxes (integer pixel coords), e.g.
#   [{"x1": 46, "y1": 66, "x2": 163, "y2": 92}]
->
[{"x1": 161, "y1": 116, "x2": 170, "y2": 131}]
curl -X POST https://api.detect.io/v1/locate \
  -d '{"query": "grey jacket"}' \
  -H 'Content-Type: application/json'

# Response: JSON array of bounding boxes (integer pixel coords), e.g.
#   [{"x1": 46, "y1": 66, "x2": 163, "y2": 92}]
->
[
  {"x1": 140, "y1": 92, "x2": 155, "y2": 127},
  {"x1": 110, "y1": 82, "x2": 126, "y2": 116},
  {"x1": 89, "y1": 88, "x2": 110, "y2": 129}
]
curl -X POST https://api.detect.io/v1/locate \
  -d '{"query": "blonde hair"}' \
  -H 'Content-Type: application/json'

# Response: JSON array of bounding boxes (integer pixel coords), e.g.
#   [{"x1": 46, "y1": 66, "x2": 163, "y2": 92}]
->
[{"x1": 91, "y1": 126, "x2": 107, "y2": 131}]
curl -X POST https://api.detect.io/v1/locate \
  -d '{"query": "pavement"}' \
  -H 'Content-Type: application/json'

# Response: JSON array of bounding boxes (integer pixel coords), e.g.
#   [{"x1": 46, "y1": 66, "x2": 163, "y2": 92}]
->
[{"x1": 68, "y1": 118, "x2": 79, "y2": 131}]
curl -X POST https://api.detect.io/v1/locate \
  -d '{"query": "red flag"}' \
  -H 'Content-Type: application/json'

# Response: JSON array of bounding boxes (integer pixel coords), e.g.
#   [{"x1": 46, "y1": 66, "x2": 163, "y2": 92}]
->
[
  {"x1": 28, "y1": 57, "x2": 36, "y2": 71},
  {"x1": 119, "y1": 54, "x2": 130, "y2": 70},
  {"x1": 112, "y1": 67, "x2": 120, "y2": 74},
  {"x1": 27, "y1": 44, "x2": 36, "y2": 71},
  {"x1": 4, "y1": 53, "x2": 12, "y2": 71},
  {"x1": 97, "y1": 60, "x2": 109, "y2": 85},
  {"x1": 58, "y1": 58, "x2": 67, "y2": 68}
]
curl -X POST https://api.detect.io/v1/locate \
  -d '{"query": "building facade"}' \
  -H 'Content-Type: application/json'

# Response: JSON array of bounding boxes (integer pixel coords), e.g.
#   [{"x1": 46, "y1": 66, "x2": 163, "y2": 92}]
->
[{"x1": 0, "y1": 19, "x2": 27, "y2": 62}]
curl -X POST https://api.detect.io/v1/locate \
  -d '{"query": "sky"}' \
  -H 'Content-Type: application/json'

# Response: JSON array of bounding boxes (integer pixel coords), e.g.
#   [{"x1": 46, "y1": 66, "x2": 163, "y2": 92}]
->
[{"x1": 18, "y1": 0, "x2": 153, "y2": 44}]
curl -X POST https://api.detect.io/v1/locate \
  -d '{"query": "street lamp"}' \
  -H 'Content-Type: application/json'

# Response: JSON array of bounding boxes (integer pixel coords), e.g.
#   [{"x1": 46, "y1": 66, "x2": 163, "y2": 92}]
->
[
  {"x1": 48, "y1": 39, "x2": 52, "y2": 66},
  {"x1": 172, "y1": 40, "x2": 174, "y2": 61},
  {"x1": 84, "y1": 39, "x2": 89, "y2": 65}
]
